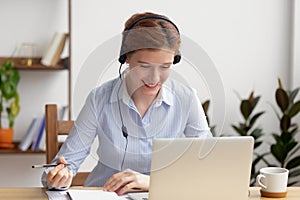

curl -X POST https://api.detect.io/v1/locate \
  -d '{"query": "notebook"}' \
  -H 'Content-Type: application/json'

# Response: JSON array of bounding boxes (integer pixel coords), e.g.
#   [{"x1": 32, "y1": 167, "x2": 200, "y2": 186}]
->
[{"x1": 129, "y1": 136, "x2": 254, "y2": 200}]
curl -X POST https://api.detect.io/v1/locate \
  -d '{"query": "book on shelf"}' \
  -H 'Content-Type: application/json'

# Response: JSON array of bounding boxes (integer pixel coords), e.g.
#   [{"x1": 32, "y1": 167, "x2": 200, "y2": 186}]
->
[
  {"x1": 31, "y1": 115, "x2": 46, "y2": 151},
  {"x1": 41, "y1": 32, "x2": 68, "y2": 67},
  {"x1": 59, "y1": 105, "x2": 69, "y2": 120},
  {"x1": 18, "y1": 117, "x2": 40, "y2": 151},
  {"x1": 37, "y1": 124, "x2": 46, "y2": 151}
]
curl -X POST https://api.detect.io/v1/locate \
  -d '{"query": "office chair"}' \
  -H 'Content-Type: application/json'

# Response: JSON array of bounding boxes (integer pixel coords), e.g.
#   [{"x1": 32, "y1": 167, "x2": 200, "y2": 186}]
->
[{"x1": 45, "y1": 104, "x2": 90, "y2": 186}]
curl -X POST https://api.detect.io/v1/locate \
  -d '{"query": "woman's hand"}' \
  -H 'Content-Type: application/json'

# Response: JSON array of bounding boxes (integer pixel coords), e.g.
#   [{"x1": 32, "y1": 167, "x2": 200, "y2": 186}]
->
[
  {"x1": 46, "y1": 156, "x2": 73, "y2": 188},
  {"x1": 103, "y1": 169, "x2": 150, "y2": 195}
]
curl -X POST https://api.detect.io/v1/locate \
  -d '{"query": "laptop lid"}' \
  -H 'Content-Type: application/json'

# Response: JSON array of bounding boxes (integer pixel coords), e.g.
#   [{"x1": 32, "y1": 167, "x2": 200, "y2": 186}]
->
[{"x1": 148, "y1": 136, "x2": 254, "y2": 200}]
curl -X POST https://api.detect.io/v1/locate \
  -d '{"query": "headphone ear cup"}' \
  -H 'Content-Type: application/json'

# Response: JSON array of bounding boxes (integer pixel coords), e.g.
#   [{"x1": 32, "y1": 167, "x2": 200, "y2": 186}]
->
[
  {"x1": 173, "y1": 54, "x2": 181, "y2": 64},
  {"x1": 119, "y1": 54, "x2": 127, "y2": 64}
]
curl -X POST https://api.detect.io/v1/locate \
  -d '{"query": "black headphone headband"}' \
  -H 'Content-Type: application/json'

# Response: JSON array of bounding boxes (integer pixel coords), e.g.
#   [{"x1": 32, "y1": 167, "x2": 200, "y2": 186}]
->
[
  {"x1": 119, "y1": 14, "x2": 181, "y2": 65},
  {"x1": 125, "y1": 15, "x2": 180, "y2": 33}
]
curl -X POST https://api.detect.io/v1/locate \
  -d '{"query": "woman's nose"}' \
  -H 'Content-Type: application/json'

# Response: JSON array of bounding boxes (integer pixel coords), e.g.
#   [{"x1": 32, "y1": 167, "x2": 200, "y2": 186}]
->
[{"x1": 148, "y1": 67, "x2": 160, "y2": 83}]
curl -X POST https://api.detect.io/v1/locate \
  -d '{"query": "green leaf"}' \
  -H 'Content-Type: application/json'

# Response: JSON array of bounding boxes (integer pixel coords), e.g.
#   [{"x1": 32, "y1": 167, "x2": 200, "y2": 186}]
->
[
  {"x1": 290, "y1": 127, "x2": 299, "y2": 139},
  {"x1": 276, "y1": 88, "x2": 289, "y2": 112},
  {"x1": 6, "y1": 107, "x2": 14, "y2": 128},
  {"x1": 286, "y1": 156, "x2": 300, "y2": 170},
  {"x1": 254, "y1": 141, "x2": 263, "y2": 148},
  {"x1": 4, "y1": 60, "x2": 13, "y2": 70},
  {"x1": 289, "y1": 168, "x2": 300, "y2": 177},
  {"x1": 287, "y1": 145, "x2": 300, "y2": 161},
  {"x1": 251, "y1": 96, "x2": 261, "y2": 109},
  {"x1": 250, "y1": 128, "x2": 263, "y2": 139},
  {"x1": 232, "y1": 125, "x2": 246, "y2": 136},
  {"x1": 10, "y1": 100, "x2": 20, "y2": 117},
  {"x1": 288, "y1": 101, "x2": 300, "y2": 118},
  {"x1": 280, "y1": 115, "x2": 291, "y2": 131},
  {"x1": 286, "y1": 141, "x2": 297, "y2": 153},
  {"x1": 272, "y1": 133, "x2": 281, "y2": 143},
  {"x1": 240, "y1": 100, "x2": 252, "y2": 120},
  {"x1": 271, "y1": 143, "x2": 287, "y2": 163},
  {"x1": 1, "y1": 81, "x2": 17, "y2": 100},
  {"x1": 201, "y1": 100, "x2": 209, "y2": 114},
  {"x1": 288, "y1": 181, "x2": 299, "y2": 186},
  {"x1": 249, "y1": 111, "x2": 264, "y2": 127},
  {"x1": 281, "y1": 131, "x2": 292, "y2": 144},
  {"x1": 289, "y1": 88, "x2": 300, "y2": 103}
]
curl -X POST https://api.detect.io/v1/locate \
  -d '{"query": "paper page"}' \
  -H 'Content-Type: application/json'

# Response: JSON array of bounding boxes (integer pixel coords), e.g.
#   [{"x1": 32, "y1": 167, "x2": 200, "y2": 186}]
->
[
  {"x1": 127, "y1": 192, "x2": 149, "y2": 200},
  {"x1": 46, "y1": 191, "x2": 68, "y2": 200},
  {"x1": 68, "y1": 190, "x2": 120, "y2": 200}
]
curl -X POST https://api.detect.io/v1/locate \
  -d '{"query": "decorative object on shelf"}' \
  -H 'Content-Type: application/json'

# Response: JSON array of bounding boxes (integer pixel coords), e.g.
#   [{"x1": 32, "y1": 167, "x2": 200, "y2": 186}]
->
[
  {"x1": 17, "y1": 42, "x2": 38, "y2": 67},
  {"x1": 231, "y1": 91, "x2": 265, "y2": 186},
  {"x1": 0, "y1": 60, "x2": 20, "y2": 149}
]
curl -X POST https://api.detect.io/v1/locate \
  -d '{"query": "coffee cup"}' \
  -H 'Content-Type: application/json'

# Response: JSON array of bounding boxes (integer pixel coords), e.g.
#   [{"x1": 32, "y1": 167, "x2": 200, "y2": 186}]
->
[{"x1": 256, "y1": 167, "x2": 289, "y2": 198}]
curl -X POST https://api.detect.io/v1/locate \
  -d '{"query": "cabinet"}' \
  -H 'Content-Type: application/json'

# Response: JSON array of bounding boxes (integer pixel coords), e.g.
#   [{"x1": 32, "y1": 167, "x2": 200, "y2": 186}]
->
[{"x1": 0, "y1": 0, "x2": 71, "y2": 154}]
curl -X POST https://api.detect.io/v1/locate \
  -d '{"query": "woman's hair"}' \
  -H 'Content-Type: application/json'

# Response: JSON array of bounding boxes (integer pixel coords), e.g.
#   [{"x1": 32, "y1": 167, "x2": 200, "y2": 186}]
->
[{"x1": 120, "y1": 12, "x2": 181, "y2": 56}]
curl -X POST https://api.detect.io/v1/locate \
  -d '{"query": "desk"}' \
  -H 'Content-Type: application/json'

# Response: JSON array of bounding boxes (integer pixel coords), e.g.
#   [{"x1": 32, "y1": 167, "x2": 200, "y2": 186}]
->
[{"x1": 0, "y1": 187, "x2": 299, "y2": 200}]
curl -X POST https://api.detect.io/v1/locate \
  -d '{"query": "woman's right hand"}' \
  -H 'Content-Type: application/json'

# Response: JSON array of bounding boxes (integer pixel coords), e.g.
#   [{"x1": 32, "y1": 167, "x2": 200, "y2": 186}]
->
[{"x1": 46, "y1": 156, "x2": 73, "y2": 188}]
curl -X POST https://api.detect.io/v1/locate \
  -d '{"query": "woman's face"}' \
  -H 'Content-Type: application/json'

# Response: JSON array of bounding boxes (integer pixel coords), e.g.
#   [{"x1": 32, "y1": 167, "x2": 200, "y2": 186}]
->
[{"x1": 125, "y1": 49, "x2": 174, "y2": 98}]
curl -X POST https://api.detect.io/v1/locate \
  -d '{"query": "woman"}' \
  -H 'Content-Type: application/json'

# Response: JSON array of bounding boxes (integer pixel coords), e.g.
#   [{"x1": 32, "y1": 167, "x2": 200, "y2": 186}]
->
[{"x1": 42, "y1": 12, "x2": 211, "y2": 195}]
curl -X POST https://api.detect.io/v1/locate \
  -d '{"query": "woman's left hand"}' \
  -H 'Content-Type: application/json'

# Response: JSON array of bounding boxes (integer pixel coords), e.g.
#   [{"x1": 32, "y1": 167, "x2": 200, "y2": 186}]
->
[{"x1": 103, "y1": 169, "x2": 150, "y2": 195}]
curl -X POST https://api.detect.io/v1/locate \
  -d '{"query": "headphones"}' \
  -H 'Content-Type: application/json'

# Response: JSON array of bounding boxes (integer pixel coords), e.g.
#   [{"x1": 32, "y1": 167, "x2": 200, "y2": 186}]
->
[{"x1": 118, "y1": 14, "x2": 181, "y2": 65}]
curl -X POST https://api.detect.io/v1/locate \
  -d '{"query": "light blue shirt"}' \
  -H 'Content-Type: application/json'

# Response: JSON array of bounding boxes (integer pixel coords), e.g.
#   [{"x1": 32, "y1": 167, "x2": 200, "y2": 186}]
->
[{"x1": 42, "y1": 77, "x2": 211, "y2": 188}]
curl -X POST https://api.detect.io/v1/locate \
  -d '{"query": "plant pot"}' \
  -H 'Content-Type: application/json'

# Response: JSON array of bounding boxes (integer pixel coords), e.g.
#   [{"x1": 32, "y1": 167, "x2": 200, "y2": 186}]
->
[{"x1": 0, "y1": 128, "x2": 14, "y2": 149}]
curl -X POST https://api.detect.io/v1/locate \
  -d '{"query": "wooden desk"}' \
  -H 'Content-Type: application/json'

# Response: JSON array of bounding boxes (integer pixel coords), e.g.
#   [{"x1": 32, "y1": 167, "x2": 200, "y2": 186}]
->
[
  {"x1": 0, "y1": 187, "x2": 299, "y2": 200},
  {"x1": 249, "y1": 187, "x2": 300, "y2": 199}
]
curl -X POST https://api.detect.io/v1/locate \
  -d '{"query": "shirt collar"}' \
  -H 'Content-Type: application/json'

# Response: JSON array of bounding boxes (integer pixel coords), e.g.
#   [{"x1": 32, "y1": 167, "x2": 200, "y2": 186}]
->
[{"x1": 110, "y1": 78, "x2": 174, "y2": 107}]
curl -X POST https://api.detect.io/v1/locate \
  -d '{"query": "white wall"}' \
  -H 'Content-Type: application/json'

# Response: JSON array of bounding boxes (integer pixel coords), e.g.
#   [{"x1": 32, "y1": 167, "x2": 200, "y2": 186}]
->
[
  {"x1": 72, "y1": 0, "x2": 293, "y2": 137},
  {"x1": 292, "y1": 0, "x2": 300, "y2": 88}
]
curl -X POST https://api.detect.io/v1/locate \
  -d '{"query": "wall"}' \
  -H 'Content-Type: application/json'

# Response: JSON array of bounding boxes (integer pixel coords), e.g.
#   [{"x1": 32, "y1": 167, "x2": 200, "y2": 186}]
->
[
  {"x1": 72, "y1": 0, "x2": 295, "y2": 146},
  {"x1": 292, "y1": 0, "x2": 300, "y2": 88}
]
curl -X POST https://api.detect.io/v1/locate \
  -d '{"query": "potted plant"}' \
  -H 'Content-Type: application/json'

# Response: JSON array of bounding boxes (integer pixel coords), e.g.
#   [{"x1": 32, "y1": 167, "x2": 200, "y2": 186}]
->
[
  {"x1": 264, "y1": 78, "x2": 300, "y2": 185},
  {"x1": 0, "y1": 60, "x2": 20, "y2": 149}
]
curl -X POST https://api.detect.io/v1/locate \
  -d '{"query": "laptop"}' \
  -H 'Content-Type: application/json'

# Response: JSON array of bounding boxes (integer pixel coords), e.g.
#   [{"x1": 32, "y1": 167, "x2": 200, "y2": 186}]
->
[{"x1": 128, "y1": 136, "x2": 254, "y2": 200}]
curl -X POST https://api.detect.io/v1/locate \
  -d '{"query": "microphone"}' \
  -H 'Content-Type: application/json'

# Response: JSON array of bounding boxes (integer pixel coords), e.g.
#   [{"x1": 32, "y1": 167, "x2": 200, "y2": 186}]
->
[
  {"x1": 118, "y1": 63, "x2": 128, "y2": 139},
  {"x1": 122, "y1": 125, "x2": 128, "y2": 138}
]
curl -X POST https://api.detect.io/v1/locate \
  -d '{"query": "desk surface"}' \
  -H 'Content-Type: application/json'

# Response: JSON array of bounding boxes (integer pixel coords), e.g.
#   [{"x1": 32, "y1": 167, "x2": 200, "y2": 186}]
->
[{"x1": 0, "y1": 187, "x2": 299, "y2": 200}]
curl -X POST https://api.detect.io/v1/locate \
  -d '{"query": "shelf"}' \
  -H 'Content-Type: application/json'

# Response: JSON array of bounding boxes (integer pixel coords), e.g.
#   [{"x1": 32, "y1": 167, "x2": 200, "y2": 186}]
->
[
  {"x1": 0, "y1": 57, "x2": 68, "y2": 70},
  {"x1": 0, "y1": 142, "x2": 45, "y2": 154}
]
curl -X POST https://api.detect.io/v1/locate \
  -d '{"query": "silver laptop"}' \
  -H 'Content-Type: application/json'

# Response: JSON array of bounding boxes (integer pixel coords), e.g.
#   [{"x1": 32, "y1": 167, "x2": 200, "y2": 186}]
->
[{"x1": 129, "y1": 136, "x2": 254, "y2": 200}]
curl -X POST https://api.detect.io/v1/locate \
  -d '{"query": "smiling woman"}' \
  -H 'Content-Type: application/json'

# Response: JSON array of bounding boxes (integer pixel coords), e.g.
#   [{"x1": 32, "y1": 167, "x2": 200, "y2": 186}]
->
[{"x1": 42, "y1": 12, "x2": 212, "y2": 195}]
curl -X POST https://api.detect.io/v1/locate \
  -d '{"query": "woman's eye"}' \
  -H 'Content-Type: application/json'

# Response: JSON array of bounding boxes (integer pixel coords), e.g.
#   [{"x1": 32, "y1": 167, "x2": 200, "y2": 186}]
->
[
  {"x1": 140, "y1": 64, "x2": 151, "y2": 68},
  {"x1": 160, "y1": 65, "x2": 170, "y2": 69}
]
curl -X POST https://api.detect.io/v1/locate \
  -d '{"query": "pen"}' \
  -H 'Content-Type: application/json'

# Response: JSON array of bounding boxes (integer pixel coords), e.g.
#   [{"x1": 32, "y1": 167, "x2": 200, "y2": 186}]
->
[
  {"x1": 32, "y1": 163, "x2": 71, "y2": 168},
  {"x1": 66, "y1": 191, "x2": 73, "y2": 200}
]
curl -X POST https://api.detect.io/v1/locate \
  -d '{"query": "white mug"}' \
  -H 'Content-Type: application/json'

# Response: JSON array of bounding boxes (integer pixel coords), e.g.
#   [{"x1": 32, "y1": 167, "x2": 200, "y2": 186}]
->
[{"x1": 256, "y1": 167, "x2": 289, "y2": 198}]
